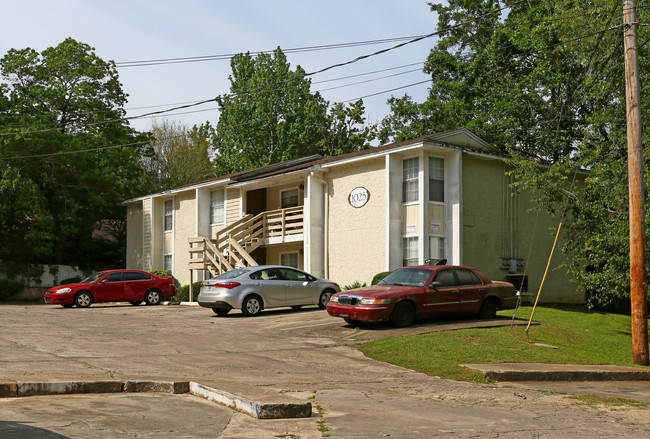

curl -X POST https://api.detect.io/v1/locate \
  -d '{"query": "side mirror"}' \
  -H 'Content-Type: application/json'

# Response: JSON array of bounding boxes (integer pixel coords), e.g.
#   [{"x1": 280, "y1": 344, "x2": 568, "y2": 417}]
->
[
  {"x1": 99, "y1": 279, "x2": 108, "y2": 284},
  {"x1": 428, "y1": 282, "x2": 441, "y2": 290}
]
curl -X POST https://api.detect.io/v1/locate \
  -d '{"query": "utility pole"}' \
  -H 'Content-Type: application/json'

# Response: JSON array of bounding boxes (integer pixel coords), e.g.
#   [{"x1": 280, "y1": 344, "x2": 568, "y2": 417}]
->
[{"x1": 623, "y1": 0, "x2": 649, "y2": 366}]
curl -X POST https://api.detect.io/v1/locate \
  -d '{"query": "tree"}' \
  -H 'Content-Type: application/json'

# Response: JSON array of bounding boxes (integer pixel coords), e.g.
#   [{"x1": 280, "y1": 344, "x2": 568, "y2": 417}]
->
[
  {"x1": 379, "y1": 0, "x2": 649, "y2": 310},
  {"x1": 212, "y1": 48, "x2": 374, "y2": 174},
  {"x1": 0, "y1": 38, "x2": 147, "y2": 275},
  {"x1": 140, "y1": 119, "x2": 215, "y2": 192}
]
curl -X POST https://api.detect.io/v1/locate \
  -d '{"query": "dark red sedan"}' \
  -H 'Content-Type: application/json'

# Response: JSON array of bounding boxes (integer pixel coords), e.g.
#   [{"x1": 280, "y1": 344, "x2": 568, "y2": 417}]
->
[
  {"x1": 44, "y1": 269, "x2": 177, "y2": 308},
  {"x1": 327, "y1": 265, "x2": 518, "y2": 328}
]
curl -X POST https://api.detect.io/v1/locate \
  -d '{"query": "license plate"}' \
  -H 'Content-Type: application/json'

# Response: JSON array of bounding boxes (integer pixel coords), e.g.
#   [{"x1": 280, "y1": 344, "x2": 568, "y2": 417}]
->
[{"x1": 339, "y1": 314, "x2": 349, "y2": 318}]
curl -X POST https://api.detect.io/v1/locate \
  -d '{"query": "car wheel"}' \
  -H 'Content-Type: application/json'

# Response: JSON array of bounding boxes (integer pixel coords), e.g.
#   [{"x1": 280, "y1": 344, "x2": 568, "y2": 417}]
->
[
  {"x1": 241, "y1": 295, "x2": 262, "y2": 317},
  {"x1": 212, "y1": 308, "x2": 230, "y2": 316},
  {"x1": 318, "y1": 289, "x2": 335, "y2": 309},
  {"x1": 129, "y1": 301, "x2": 143, "y2": 306},
  {"x1": 390, "y1": 301, "x2": 416, "y2": 328},
  {"x1": 291, "y1": 305, "x2": 302, "y2": 310},
  {"x1": 144, "y1": 289, "x2": 161, "y2": 305},
  {"x1": 61, "y1": 304, "x2": 74, "y2": 308},
  {"x1": 74, "y1": 291, "x2": 93, "y2": 308},
  {"x1": 478, "y1": 298, "x2": 498, "y2": 319}
]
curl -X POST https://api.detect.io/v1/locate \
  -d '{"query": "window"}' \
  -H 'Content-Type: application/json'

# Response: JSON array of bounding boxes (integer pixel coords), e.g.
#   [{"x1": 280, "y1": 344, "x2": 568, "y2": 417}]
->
[
  {"x1": 103, "y1": 272, "x2": 123, "y2": 283},
  {"x1": 281, "y1": 189, "x2": 299, "y2": 208},
  {"x1": 163, "y1": 254, "x2": 173, "y2": 272},
  {"x1": 429, "y1": 157, "x2": 444, "y2": 202},
  {"x1": 402, "y1": 237, "x2": 419, "y2": 266},
  {"x1": 210, "y1": 189, "x2": 225, "y2": 225},
  {"x1": 123, "y1": 271, "x2": 151, "y2": 281},
  {"x1": 279, "y1": 267, "x2": 308, "y2": 281},
  {"x1": 433, "y1": 269, "x2": 456, "y2": 287},
  {"x1": 429, "y1": 236, "x2": 445, "y2": 260},
  {"x1": 280, "y1": 252, "x2": 299, "y2": 268},
  {"x1": 403, "y1": 158, "x2": 419, "y2": 202},
  {"x1": 455, "y1": 269, "x2": 483, "y2": 286},
  {"x1": 164, "y1": 200, "x2": 173, "y2": 232}
]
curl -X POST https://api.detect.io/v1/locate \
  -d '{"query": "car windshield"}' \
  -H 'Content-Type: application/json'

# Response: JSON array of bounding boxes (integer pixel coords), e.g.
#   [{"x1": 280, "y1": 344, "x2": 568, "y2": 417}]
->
[
  {"x1": 81, "y1": 272, "x2": 106, "y2": 283},
  {"x1": 378, "y1": 268, "x2": 434, "y2": 287},
  {"x1": 214, "y1": 268, "x2": 249, "y2": 280}
]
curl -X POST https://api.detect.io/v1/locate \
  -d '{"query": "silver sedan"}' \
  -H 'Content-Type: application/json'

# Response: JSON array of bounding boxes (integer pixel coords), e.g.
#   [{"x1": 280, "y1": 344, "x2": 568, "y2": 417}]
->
[{"x1": 197, "y1": 265, "x2": 341, "y2": 317}]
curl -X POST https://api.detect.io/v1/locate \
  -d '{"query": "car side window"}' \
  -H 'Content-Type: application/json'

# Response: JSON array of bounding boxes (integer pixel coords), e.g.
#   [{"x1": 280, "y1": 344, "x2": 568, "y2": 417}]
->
[
  {"x1": 103, "y1": 272, "x2": 123, "y2": 283},
  {"x1": 123, "y1": 272, "x2": 151, "y2": 281},
  {"x1": 279, "y1": 268, "x2": 307, "y2": 281},
  {"x1": 432, "y1": 270, "x2": 456, "y2": 287},
  {"x1": 252, "y1": 269, "x2": 280, "y2": 281},
  {"x1": 455, "y1": 269, "x2": 483, "y2": 286}
]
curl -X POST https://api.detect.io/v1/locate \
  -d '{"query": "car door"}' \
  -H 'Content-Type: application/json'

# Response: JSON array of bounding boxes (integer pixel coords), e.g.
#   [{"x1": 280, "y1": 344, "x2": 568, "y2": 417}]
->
[
  {"x1": 454, "y1": 269, "x2": 487, "y2": 314},
  {"x1": 123, "y1": 271, "x2": 152, "y2": 301},
  {"x1": 424, "y1": 269, "x2": 460, "y2": 316},
  {"x1": 250, "y1": 268, "x2": 286, "y2": 307},
  {"x1": 92, "y1": 271, "x2": 125, "y2": 303},
  {"x1": 278, "y1": 268, "x2": 314, "y2": 305}
]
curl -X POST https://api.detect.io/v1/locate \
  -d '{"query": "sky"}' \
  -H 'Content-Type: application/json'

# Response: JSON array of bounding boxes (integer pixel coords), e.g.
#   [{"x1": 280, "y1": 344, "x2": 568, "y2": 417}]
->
[{"x1": 1, "y1": 1, "x2": 440, "y2": 133}]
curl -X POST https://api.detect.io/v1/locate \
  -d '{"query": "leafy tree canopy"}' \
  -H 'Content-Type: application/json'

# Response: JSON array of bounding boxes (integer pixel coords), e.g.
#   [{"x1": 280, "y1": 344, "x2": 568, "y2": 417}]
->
[
  {"x1": 212, "y1": 48, "x2": 375, "y2": 174},
  {"x1": 0, "y1": 38, "x2": 147, "y2": 274},
  {"x1": 379, "y1": 0, "x2": 649, "y2": 311}
]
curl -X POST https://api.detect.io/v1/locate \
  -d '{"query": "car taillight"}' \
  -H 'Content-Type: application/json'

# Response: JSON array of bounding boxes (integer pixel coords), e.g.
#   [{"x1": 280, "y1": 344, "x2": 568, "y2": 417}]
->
[{"x1": 214, "y1": 282, "x2": 241, "y2": 289}]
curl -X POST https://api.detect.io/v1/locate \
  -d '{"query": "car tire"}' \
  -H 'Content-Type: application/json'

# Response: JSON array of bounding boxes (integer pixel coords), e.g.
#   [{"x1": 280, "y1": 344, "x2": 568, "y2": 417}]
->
[
  {"x1": 318, "y1": 289, "x2": 335, "y2": 309},
  {"x1": 241, "y1": 295, "x2": 262, "y2": 317},
  {"x1": 130, "y1": 301, "x2": 143, "y2": 306},
  {"x1": 144, "y1": 289, "x2": 161, "y2": 306},
  {"x1": 478, "y1": 298, "x2": 498, "y2": 319},
  {"x1": 390, "y1": 301, "x2": 416, "y2": 328},
  {"x1": 212, "y1": 308, "x2": 230, "y2": 316},
  {"x1": 74, "y1": 291, "x2": 93, "y2": 308}
]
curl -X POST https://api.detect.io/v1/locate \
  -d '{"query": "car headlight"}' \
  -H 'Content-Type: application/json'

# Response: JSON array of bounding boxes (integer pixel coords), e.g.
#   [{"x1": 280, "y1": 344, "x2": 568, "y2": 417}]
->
[
  {"x1": 329, "y1": 296, "x2": 338, "y2": 303},
  {"x1": 359, "y1": 298, "x2": 391, "y2": 305},
  {"x1": 56, "y1": 288, "x2": 72, "y2": 294}
]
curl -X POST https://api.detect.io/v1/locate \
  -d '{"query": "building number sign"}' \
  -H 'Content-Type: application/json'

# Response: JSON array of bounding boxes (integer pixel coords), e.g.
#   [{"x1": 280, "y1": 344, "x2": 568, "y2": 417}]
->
[{"x1": 348, "y1": 187, "x2": 370, "y2": 208}]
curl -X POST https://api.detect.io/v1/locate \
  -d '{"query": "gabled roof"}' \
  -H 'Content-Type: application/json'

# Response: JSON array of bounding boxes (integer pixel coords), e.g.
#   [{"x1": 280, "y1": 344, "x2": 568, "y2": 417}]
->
[{"x1": 123, "y1": 128, "x2": 504, "y2": 203}]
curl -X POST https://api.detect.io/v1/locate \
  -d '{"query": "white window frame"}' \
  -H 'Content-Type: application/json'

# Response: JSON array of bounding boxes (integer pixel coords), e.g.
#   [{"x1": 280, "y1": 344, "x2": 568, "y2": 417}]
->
[
  {"x1": 280, "y1": 251, "x2": 300, "y2": 269},
  {"x1": 163, "y1": 199, "x2": 173, "y2": 233},
  {"x1": 280, "y1": 187, "x2": 300, "y2": 209},
  {"x1": 402, "y1": 236, "x2": 419, "y2": 267},
  {"x1": 402, "y1": 157, "x2": 419, "y2": 203},
  {"x1": 429, "y1": 157, "x2": 445, "y2": 203},
  {"x1": 210, "y1": 189, "x2": 225, "y2": 225},
  {"x1": 163, "y1": 254, "x2": 173, "y2": 273}
]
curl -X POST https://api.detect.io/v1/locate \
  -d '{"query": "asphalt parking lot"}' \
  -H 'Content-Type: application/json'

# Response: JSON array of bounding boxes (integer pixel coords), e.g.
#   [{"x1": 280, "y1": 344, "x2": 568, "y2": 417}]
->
[{"x1": 1, "y1": 303, "x2": 649, "y2": 438}]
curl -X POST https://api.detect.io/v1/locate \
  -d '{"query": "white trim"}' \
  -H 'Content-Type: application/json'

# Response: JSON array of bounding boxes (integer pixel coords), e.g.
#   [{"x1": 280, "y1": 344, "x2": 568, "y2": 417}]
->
[{"x1": 122, "y1": 179, "x2": 230, "y2": 204}]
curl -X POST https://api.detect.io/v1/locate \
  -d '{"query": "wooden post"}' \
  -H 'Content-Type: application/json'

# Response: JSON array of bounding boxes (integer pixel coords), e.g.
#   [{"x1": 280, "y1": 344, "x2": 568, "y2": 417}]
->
[{"x1": 623, "y1": 0, "x2": 649, "y2": 366}]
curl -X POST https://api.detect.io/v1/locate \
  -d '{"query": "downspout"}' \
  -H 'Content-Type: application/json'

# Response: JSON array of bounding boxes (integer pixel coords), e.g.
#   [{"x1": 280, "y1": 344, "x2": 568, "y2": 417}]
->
[{"x1": 310, "y1": 172, "x2": 329, "y2": 279}]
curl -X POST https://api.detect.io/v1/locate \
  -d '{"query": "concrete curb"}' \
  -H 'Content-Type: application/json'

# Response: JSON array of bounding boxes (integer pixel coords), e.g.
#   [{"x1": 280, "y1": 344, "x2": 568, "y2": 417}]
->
[
  {"x1": 463, "y1": 363, "x2": 650, "y2": 382},
  {"x1": 0, "y1": 380, "x2": 311, "y2": 419}
]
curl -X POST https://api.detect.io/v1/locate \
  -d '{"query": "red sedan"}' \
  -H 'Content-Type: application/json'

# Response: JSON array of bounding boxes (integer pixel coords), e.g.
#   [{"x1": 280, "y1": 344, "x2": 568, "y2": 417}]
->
[
  {"x1": 44, "y1": 269, "x2": 177, "y2": 308},
  {"x1": 327, "y1": 265, "x2": 518, "y2": 327}
]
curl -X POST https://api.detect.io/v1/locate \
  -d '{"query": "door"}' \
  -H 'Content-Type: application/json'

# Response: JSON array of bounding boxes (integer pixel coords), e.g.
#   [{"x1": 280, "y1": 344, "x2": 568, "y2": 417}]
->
[
  {"x1": 123, "y1": 271, "x2": 152, "y2": 301},
  {"x1": 250, "y1": 268, "x2": 286, "y2": 307},
  {"x1": 278, "y1": 267, "x2": 314, "y2": 305},
  {"x1": 424, "y1": 269, "x2": 460, "y2": 316},
  {"x1": 454, "y1": 269, "x2": 487, "y2": 314},
  {"x1": 92, "y1": 271, "x2": 125, "y2": 303}
]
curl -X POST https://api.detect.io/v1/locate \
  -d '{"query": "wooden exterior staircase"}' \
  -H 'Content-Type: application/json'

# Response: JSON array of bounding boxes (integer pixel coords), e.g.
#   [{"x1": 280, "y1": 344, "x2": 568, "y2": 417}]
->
[{"x1": 188, "y1": 206, "x2": 304, "y2": 279}]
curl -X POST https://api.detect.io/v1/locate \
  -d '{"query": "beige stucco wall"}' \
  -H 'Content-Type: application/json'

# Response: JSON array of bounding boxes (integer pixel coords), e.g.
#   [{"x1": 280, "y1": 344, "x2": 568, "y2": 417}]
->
[
  {"x1": 461, "y1": 154, "x2": 581, "y2": 303},
  {"x1": 126, "y1": 202, "x2": 143, "y2": 270},
  {"x1": 327, "y1": 158, "x2": 387, "y2": 287},
  {"x1": 266, "y1": 243, "x2": 304, "y2": 269},
  {"x1": 173, "y1": 191, "x2": 196, "y2": 286}
]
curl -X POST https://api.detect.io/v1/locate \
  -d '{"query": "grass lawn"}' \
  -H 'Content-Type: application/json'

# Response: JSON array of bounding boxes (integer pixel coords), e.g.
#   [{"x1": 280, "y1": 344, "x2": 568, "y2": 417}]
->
[{"x1": 362, "y1": 305, "x2": 649, "y2": 383}]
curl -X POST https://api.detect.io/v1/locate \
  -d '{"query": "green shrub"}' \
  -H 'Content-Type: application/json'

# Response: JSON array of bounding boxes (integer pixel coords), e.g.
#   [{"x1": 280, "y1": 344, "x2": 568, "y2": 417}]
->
[
  {"x1": 343, "y1": 281, "x2": 367, "y2": 291},
  {"x1": 0, "y1": 279, "x2": 25, "y2": 300},
  {"x1": 371, "y1": 271, "x2": 392, "y2": 285},
  {"x1": 175, "y1": 281, "x2": 203, "y2": 303},
  {"x1": 149, "y1": 270, "x2": 181, "y2": 288}
]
